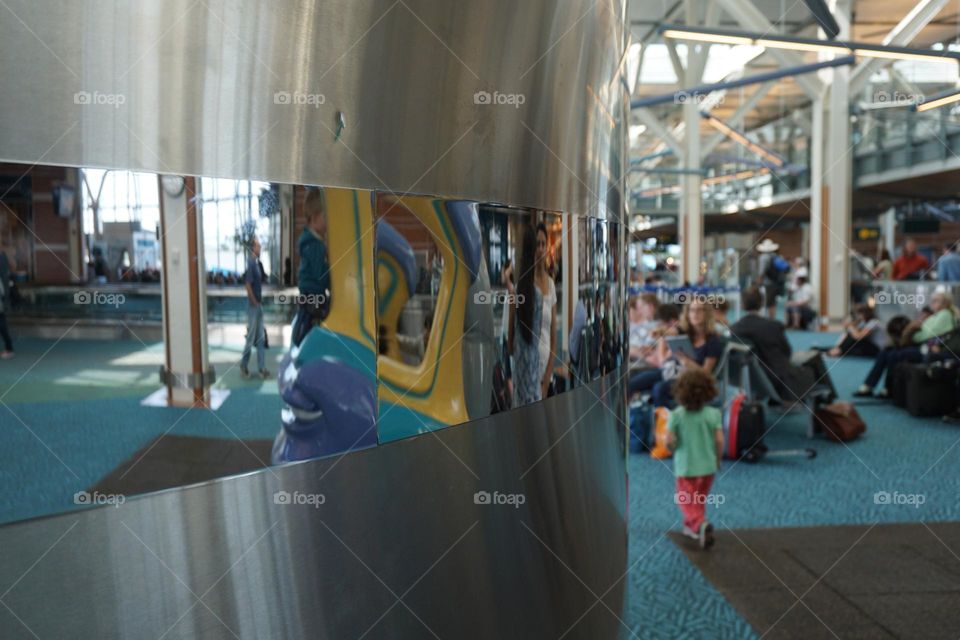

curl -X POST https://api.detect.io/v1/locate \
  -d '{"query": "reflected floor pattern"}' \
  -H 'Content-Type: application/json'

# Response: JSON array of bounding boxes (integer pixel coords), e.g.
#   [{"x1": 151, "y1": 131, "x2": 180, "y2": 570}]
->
[
  {"x1": 0, "y1": 338, "x2": 282, "y2": 525},
  {"x1": 626, "y1": 330, "x2": 960, "y2": 639}
]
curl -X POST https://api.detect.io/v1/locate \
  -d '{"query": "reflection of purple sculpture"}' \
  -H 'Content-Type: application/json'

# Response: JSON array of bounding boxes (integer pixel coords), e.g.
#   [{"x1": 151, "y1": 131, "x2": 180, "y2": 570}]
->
[{"x1": 272, "y1": 347, "x2": 379, "y2": 463}]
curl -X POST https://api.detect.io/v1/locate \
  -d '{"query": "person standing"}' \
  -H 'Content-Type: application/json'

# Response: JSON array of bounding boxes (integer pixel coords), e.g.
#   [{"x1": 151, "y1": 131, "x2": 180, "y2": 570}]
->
[
  {"x1": 239, "y1": 236, "x2": 269, "y2": 379},
  {"x1": 509, "y1": 227, "x2": 543, "y2": 406},
  {"x1": 891, "y1": 239, "x2": 930, "y2": 280},
  {"x1": 936, "y1": 242, "x2": 960, "y2": 282},
  {"x1": 0, "y1": 249, "x2": 13, "y2": 359},
  {"x1": 533, "y1": 223, "x2": 557, "y2": 399},
  {"x1": 292, "y1": 188, "x2": 331, "y2": 347}
]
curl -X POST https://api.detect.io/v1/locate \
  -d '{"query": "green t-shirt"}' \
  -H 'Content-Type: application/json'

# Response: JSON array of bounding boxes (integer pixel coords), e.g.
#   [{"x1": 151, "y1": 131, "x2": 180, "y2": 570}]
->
[{"x1": 668, "y1": 406, "x2": 722, "y2": 478}]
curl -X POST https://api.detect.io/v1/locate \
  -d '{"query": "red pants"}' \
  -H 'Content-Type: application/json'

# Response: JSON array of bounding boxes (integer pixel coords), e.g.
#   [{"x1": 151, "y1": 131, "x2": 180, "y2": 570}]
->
[{"x1": 675, "y1": 475, "x2": 714, "y2": 531}]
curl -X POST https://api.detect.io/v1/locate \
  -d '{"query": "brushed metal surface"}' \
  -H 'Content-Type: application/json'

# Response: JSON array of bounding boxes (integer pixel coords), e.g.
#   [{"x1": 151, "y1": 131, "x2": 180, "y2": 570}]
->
[
  {"x1": 0, "y1": 0, "x2": 629, "y2": 636},
  {"x1": 0, "y1": 0, "x2": 626, "y2": 217},
  {"x1": 0, "y1": 377, "x2": 628, "y2": 640}
]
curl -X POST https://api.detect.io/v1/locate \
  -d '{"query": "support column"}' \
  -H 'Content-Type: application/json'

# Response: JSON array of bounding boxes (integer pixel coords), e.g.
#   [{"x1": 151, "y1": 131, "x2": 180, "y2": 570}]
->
[
  {"x1": 65, "y1": 168, "x2": 84, "y2": 283},
  {"x1": 823, "y1": 2, "x2": 853, "y2": 323},
  {"x1": 279, "y1": 183, "x2": 295, "y2": 286},
  {"x1": 809, "y1": 96, "x2": 825, "y2": 323},
  {"x1": 158, "y1": 175, "x2": 213, "y2": 408},
  {"x1": 882, "y1": 207, "x2": 897, "y2": 258},
  {"x1": 810, "y1": 0, "x2": 853, "y2": 327},
  {"x1": 680, "y1": 84, "x2": 703, "y2": 285}
]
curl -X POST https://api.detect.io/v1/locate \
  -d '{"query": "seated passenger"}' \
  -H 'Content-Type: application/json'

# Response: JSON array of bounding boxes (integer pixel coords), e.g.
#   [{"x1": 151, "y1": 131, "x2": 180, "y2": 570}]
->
[
  {"x1": 629, "y1": 292, "x2": 660, "y2": 367},
  {"x1": 730, "y1": 287, "x2": 814, "y2": 404},
  {"x1": 827, "y1": 304, "x2": 885, "y2": 358},
  {"x1": 854, "y1": 291, "x2": 959, "y2": 398},
  {"x1": 629, "y1": 301, "x2": 722, "y2": 407},
  {"x1": 292, "y1": 187, "x2": 332, "y2": 347},
  {"x1": 712, "y1": 298, "x2": 730, "y2": 335},
  {"x1": 785, "y1": 276, "x2": 816, "y2": 330}
]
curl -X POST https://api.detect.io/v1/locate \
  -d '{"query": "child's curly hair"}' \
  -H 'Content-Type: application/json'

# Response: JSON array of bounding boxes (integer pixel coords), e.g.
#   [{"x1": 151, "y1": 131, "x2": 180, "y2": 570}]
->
[{"x1": 673, "y1": 368, "x2": 717, "y2": 411}]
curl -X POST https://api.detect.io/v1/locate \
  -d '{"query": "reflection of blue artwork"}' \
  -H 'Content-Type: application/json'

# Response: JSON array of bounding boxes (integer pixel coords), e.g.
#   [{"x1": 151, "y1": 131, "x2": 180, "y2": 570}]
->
[{"x1": 271, "y1": 327, "x2": 378, "y2": 463}]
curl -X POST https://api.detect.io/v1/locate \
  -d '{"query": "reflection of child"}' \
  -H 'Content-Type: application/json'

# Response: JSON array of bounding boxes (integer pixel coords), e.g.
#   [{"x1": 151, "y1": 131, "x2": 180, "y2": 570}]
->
[
  {"x1": 667, "y1": 368, "x2": 723, "y2": 550},
  {"x1": 293, "y1": 188, "x2": 332, "y2": 346}
]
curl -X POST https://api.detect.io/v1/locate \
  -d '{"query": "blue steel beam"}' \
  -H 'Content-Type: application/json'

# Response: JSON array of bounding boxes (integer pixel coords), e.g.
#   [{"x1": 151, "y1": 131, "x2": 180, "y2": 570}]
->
[
  {"x1": 630, "y1": 56, "x2": 855, "y2": 109},
  {"x1": 801, "y1": 0, "x2": 840, "y2": 39}
]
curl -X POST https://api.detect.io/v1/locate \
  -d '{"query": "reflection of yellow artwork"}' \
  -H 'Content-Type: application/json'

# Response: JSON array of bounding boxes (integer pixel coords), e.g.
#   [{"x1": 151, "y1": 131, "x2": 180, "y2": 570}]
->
[{"x1": 377, "y1": 196, "x2": 473, "y2": 440}]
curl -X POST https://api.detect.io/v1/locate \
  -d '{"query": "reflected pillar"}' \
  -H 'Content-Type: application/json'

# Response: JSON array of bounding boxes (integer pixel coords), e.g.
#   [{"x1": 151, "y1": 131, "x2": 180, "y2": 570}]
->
[{"x1": 158, "y1": 175, "x2": 213, "y2": 408}]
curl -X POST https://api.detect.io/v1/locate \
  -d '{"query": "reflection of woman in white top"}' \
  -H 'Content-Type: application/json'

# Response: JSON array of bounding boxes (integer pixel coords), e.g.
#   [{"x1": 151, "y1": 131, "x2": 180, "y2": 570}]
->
[{"x1": 534, "y1": 224, "x2": 557, "y2": 398}]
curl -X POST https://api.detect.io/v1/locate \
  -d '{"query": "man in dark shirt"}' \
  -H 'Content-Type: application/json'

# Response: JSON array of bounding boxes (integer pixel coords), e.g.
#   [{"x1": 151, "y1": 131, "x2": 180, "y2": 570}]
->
[
  {"x1": 239, "y1": 237, "x2": 269, "y2": 379},
  {"x1": 730, "y1": 287, "x2": 814, "y2": 403}
]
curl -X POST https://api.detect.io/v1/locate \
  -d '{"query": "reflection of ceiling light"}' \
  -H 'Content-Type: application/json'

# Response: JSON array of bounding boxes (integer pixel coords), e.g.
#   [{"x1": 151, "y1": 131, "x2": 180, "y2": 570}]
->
[
  {"x1": 629, "y1": 125, "x2": 647, "y2": 140},
  {"x1": 916, "y1": 89, "x2": 960, "y2": 112},
  {"x1": 661, "y1": 24, "x2": 960, "y2": 63}
]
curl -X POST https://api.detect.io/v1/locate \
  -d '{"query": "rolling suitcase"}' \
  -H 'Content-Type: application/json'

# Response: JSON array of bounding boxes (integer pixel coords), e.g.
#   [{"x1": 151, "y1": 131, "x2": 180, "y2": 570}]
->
[
  {"x1": 724, "y1": 392, "x2": 767, "y2": 462},
  {"x1": 886, "y1": 359, "x2": 910, "y2": 408},
  {"x1": 721, "y1": 349, "x2": 817, "y2": 462},
  {"x1": 904, "y1": 361, "x2": 958, "y2": 417}
]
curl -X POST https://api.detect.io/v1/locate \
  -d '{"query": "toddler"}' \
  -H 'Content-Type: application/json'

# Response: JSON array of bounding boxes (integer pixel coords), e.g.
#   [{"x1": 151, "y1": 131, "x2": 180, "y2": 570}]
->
[{"x1": 667, "y1": 368, "x2": 723, "y2": 549}]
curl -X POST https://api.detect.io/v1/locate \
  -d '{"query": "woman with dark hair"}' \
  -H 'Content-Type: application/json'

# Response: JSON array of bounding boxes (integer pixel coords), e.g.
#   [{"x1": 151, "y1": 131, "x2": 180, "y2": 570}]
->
[
  {"x1": 533, "y1": 224, "x2": 558, "y2": 397},
  {"x1": 873, "y1": 248, "x2": 892, "y2": 280},
  {"x1": 509, "y1": 226, "x2": 543, "y2": 406},
  {"x1": 826, "y1": 304, "x2": 885, "y2": 358}
]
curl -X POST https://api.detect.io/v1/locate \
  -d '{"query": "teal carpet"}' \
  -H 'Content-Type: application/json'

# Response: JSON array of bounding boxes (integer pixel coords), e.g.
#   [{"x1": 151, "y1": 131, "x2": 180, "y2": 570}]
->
[
  {"x1": 624, "y1": 330, "x2": 960, "y2": 639},
  {"x1": 0, "y1": 338, "x2": 281, "y2": 525},
  {"x1": 3, "y1": 333, "x2": 960, "y2": 639}
]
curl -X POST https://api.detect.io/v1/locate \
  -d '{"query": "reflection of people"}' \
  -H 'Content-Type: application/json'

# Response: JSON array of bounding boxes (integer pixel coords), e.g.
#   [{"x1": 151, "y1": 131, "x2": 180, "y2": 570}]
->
[
  {"x1": 0, "y1": 249, "x2": 13, "y2": 359},
  {"x1": 534, "y1": 224, "x2": 558, "y2": 398},
  {"x1": 509, "y1": 228, "x2": 543, "y2": 406},
  {"x1": 240, "y1": 236, "x2": 269, "y2": 379},
  {"x1": 91, "y1": 247, "x2": 108, "y2": 284},
  {"x1": 293, "y1": 188, "x2": 331, "y2": 346},
  {"x1": 892, "y1": 239, "x2": 929, "y2": 280}
]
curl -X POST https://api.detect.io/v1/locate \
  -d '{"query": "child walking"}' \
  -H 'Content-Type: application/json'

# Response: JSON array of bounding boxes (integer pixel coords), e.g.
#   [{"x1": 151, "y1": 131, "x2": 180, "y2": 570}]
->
[
  {"x1": 292, "y1": 187, "x2": 332, "y2": 347},
  {"x1": 668, "y1": 368, "x2": 723, "y2": 549}
]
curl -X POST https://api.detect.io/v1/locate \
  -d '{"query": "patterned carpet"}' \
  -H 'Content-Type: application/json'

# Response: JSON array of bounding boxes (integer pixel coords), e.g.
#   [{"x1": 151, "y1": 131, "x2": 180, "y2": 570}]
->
[
  {"x1": 3, "y1": 332, "x2": 960, "y2": 638},
  {"x1": 623, "y1": 330, "x2": 960, "y2": 639}
]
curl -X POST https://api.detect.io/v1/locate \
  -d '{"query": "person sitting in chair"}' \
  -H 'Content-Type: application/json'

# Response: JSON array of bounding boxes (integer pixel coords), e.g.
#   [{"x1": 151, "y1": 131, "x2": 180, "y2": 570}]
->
[{"x1": 730, "y1": 287, "x2": 815, "y2": 405}]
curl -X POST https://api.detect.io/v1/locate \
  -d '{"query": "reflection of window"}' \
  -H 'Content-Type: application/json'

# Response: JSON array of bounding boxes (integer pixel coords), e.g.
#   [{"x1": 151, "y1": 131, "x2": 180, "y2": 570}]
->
[
  {"x1": 81, "y1": 169, "x2": 160, "y2": 236},
  {"x1": 376, "y1": 196, "x2": 439, "y2": 366},
  {"x1": 198, "y1": 178, "x2": 275, "y2": 282}
]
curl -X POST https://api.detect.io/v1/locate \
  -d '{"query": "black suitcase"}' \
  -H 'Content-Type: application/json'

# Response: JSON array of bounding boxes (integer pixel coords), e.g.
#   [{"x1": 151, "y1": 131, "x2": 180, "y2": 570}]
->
[
  {"x1": 904, "y1": 361, "x2": 958, "y2": 417},
  {"x1": 887, "y1": 360, "x2": 910, "y2": 408}
]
